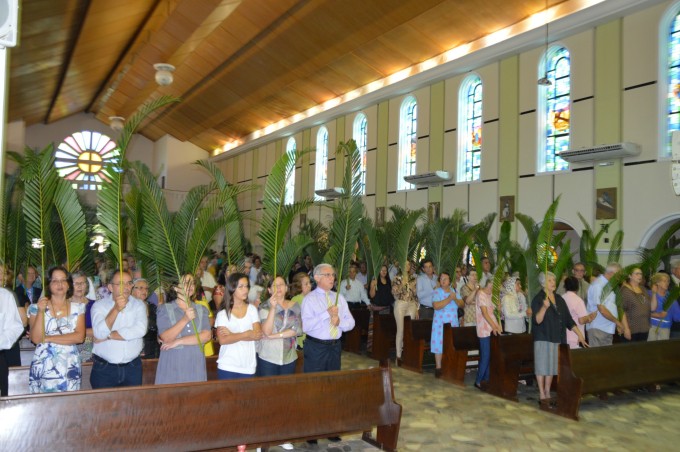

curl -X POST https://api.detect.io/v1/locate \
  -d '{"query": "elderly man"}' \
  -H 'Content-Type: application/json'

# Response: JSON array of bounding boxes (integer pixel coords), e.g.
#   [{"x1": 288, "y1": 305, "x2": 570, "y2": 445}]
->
[
  {"x1": 557, "y1": 262, "x2": 590, "y2": 303},
  {"x1": 479, "y1": 257, "x2": 494, "y2": 288},
  {"x1": 1, "y1": 286, "x2": 24, "y2": 396},
  {"x1": 416, "y1": 258, "x2": 437, "y2": 320},
  {"x1": 302, "y1": 263, "x2": 355, "y2": 373},
  {"x1": 198, "y1": 255, "x2": 217, "y2": 302},
  {"x1": 586, "y1": 262, "x2": 629, "y2": 346},
  {"x1": 339, "y1": 264, "x2": 370, "y2": 309},
  {"x1": 90, "y1": 270, "x2": 148, "y2": 388}
]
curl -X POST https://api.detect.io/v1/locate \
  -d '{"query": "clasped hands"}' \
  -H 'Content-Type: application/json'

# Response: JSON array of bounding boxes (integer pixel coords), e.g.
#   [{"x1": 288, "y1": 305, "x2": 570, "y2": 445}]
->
[{"x1": 327, "y1": 305, "x2": 340, "y2": 326}]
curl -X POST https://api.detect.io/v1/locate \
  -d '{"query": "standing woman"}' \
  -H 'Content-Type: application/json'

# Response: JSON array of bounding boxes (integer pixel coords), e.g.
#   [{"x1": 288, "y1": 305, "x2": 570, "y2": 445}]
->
[
  {"x1": 501, "y1": 277, "x2": 527, "y2": 334},
  {"x1": 430, "y1": 272, "x2": 463, "y2": 377},
  {"x1": 257, "y1": 276, "x2": 302, "y2": 376},
  {"x1": 460, "y1": 269, "x2": 479, "y2": 326},
  {"x1": 392, "y1": 260, "x2": 418, "y2": 367},
  {"x1": 71, "y1": 270, "x2": 95, "y2": 363},
  {"x1": 369, "y1": 265, "x2": 395, "y2": 314},
  {"x1": 621, "y1": 267, "x2": 652, "y2": 342},
  {"x1": 214, "y1": 272, "x2": 262, "y2": 379},
  {"x1": 532, "y1": 272, "x2": 588, "y2": 405},
  {"x1": 28, "y1": 266, "x2": 85, "y2": 393},
  {"x1": 474, "y1": 280, "x2": 502, "y2": 389},
  {"x1": 290, "y1": 272, "x2": 312, "y2": 349},
  {"x1": 648, "y1": 272, "x2": 672, "y2": 340},
  {"x1": 155, "y1": 274, "x2": 212, "y2": 385}
]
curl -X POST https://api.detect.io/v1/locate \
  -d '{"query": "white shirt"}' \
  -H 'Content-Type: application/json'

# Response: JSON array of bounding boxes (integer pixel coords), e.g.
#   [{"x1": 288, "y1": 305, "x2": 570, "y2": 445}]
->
[
  {"x1": 0, "y1": 288, "x2": 23, "y2": 350},
  {"x1": 215, "y1": 305, "x2": 260, "y2": 374},
  {"x1": 356, "y1": 272, "x2": 368, "y2": 287},
  {"x1": 249, "y1": 266, "x2": 261, "y2": 285},
  {"x1": 339, "y1": 278, "x2": 370, "y2": 305},
  {"x1": 201, "y1": 271, "x2": 217, "y2": 302},
  {"x1": 480, "y1": 272, "x2": 493, "y2": 288},
  {"x1": 91, "y1": 295, "x2": 148, "y2": 364},
  {"x1": 586, "y1": 275, "x2": 617, "y2": 334}
]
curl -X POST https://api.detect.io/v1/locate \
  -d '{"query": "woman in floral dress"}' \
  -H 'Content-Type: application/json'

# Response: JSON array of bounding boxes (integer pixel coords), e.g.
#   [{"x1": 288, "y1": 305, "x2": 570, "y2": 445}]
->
[{"x1": 28, "y1": 266, "x2": 85, "y2": 393}]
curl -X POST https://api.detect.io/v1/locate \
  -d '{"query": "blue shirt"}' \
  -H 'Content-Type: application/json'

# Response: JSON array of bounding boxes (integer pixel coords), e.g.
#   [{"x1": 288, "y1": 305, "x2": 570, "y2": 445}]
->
[
  {"x1": 416, "y1": 273, "x2": 438, "y2": 308},
  {"x1": 432, "y1": 287, "x2": 459, "y2": 327},
  {"x1": 649, "y1": 290, "x2": 671, "y2": 329}
]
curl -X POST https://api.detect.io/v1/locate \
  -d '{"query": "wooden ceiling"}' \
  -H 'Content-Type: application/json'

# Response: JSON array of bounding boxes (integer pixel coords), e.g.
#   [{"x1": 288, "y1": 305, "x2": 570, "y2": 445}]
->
[{"x1": 9, "y1": 0, "x2": 562, "y2": 153}]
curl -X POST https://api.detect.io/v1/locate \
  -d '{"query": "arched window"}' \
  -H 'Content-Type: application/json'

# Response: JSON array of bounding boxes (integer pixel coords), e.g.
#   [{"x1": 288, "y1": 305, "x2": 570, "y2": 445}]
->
[
  {"x1": 285, "y1": 137, "x2": 296, "y2": 205},
  {"x1": 55, "y1": 130, "x2": 119, "y2": 190},
  {"x1": 662, "y1": 5, "x2": 680, "y2": 157},
  {"x1": 314, "y1": 126, "x2": 329, "y2": 200},
  {"x1": 538, "y1": 46, "x2": 570, "y2": 173},
  {"x1": 398, "y1": 96, "x2": 417, "y2": 191},
  {"x1": 458, "y1": 74, "x2": 483, "y2": 182},
  {"x1": 353, "y1": 113, "x2": 368, "y2": 195}
]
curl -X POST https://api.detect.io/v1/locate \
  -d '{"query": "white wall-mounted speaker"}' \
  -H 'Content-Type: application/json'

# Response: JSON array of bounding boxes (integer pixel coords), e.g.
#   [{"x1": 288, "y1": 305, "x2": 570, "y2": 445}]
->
[{"x1": 0, "y1": 0, "x2": 18, "y2": 48}]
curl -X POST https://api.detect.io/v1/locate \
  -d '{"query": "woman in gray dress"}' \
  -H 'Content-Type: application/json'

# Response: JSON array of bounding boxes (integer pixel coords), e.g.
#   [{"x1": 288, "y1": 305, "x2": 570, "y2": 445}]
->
[{"x1": 155, "y1": 274, "x2": 212, "y2": 384}]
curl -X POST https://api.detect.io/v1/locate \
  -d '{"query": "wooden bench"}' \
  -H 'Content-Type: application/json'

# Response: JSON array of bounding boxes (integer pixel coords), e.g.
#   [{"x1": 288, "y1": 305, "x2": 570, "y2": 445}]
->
[
  {"x1": 401, "y1": 316, "x2": 432, "y2": 373},
  {"x1": 371, "y1": 312, "x2": 396, "y2": 361},
  {"x1": 549, "y1": 340, "x2": 680, "y2": 420},
  {"x1": 440, "y1": 325, "x2": 479, "y2": 386},
  {"x1": 343, "y1": 307, "x2": 371, "y2": 354},
  {"x1": 0, "y1": 362, "x2": 402, "y2": 451},
  {"x1": 487, "y1": 333, "x2": 535, "y2": 401}
]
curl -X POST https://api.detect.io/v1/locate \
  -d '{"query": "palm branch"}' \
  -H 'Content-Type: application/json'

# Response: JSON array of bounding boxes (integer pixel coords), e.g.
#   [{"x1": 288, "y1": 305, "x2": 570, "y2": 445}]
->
[
  {"x1": 577, "y1": 212, "x2": 610, "y2": 278},
  {"x1": 359, "y1": 216, "x2": 384, "y2": 281},
  {"x1": 390, "y1": 208, "x2": 425, "y2": 277},
  {"x1": 97, "y1": 95, "x2": 179, "y2": 293},
  {"x1": 324, "y1": 140, "x2": 364, "y2": 304},
  {"x1": 636, "y1": 220, "x2": 680, "y2": 281},
  {"x1": 491, "y1": 257, "x2": 506, "y2": 325},
  {"x1": 607, "y1": 230, "x2": 624, "y2": 265},
  {"x1": 53, "y1": 177, "x2": 88, "y2": 271},
  {"x1": 259, "y1": 147, "x2": 313, "y2": 279},
  {"x1": 601, "y1": 264, "x2": 642, "y2": 319},
  {"x1": 300, "y1": 219, "x2": 330, "y2": 266},
  {"x1": 474, "y1": 213, "x2": 497, "y2": 268},
  {"x1": 425, "y1": 216, "x2": 452, "y2": 274}
]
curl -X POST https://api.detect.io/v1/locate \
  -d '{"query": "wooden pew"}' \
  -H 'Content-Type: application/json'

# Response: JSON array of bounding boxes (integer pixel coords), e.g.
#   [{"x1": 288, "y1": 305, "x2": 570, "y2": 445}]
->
[
  {"x1": 440, "y1": 325, "x2": 479, "y2": 386},
  {"x1": 343, "y1": 307, "x2": 371, "y2": 354},
  {"x1": 401, "y1": 316, "x2": 432, "y2": 373},
  {"x1": 487, "y1": 333, "x2": 534, "y2": 401},
  {"x1": 371, "y1": 313, "x2": 397, "y2": 361},
  {"x1": 8, "y1": 356, "x2": 219, "y2": 396},
  {"x1": 550, "y1": 340, "x2": 680, "y2": 420},
  {"x1": 0, "y1": 362, "x2": 402, "y2": 451}
]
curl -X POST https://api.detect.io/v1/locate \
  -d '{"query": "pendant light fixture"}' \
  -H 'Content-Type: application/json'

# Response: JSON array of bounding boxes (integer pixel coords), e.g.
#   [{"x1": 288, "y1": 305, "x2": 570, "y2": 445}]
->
[{"x1": 537, "y1": 0, "x2": 552, "y2": 86}]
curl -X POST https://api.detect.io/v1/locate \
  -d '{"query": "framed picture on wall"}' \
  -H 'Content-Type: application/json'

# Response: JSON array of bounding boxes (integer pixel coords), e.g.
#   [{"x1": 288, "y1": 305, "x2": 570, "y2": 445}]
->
[
  {"x1": 596, "y1": 187, "x2": 617, "y2": 220},
  {"x1": 299, "y1": 213, "x2": 307, "y2": 228},
  {"x1": 375, "y1": 207, "x2": 385, "y2": 227},
  {"x1": 428, "y1": 202, "x2": 440, "y2": 222},
  {"x1": 499, "y1": 196, "x2": 515, "y2": 222}
]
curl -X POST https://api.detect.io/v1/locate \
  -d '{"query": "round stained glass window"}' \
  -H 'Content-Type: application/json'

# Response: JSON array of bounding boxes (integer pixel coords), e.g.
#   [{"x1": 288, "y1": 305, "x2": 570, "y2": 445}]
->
[{"x1": 55, "y1": 131, "x2": 119, "y2": 190}]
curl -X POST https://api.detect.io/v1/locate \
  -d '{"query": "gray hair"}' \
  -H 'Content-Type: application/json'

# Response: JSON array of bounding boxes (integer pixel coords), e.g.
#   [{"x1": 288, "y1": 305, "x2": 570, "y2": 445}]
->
[
  {"x1": 71, "y1": 270, "x2": 88, "y2": 280},
  {"x1": 313, "y1": 263, "x2": 333, "y2": 277},
  {"x1": 671, "y1": 259, "x2": 680, "y2": 270},
  {"x1": 605, "y1": 262, "x2": 621, "y2": 275},
  {"x1": 538, "y1": 271, "x2": 556, "y2": 288}
]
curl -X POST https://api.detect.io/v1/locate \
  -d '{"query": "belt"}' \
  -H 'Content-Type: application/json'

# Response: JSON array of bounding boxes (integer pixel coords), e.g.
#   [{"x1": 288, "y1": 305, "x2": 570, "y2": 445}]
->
[
  {"x1": 420, "y1": 306, "x2": 434, "y2": 309},
  {"x1": 305, "y1": 335, "x2": 341, "y2": 345},
  {"x1": 92, "y1": 354, "x2": 138, "y2": 367}
]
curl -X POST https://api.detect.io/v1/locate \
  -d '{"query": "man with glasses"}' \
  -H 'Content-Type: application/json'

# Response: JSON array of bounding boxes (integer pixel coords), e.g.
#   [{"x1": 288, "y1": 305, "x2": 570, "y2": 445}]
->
[
  {"x1": 90, "y1": 270, "x2": 148, "y2": 388},
  {"x1": 557, "y1": 262, "x2": 590, "y2": 304},
  {"x1": 132, "y1": 278, "x2": 160, "y2": 360},
  {"x1": 0, "y1": 283, "x2": 24, "y2": 395}
]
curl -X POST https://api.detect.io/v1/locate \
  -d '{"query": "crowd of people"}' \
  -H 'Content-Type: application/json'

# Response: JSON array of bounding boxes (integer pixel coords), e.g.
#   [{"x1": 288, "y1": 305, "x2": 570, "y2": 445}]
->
[{"x1": 2, "y1": 252, "x2": 680, "y2": 415}]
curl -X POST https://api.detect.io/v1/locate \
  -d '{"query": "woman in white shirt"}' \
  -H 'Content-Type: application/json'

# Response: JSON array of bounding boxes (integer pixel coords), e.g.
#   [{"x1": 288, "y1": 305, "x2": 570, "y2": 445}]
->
[{"x1": 214, "y1": 272, "x2": 262, "y2": 379}]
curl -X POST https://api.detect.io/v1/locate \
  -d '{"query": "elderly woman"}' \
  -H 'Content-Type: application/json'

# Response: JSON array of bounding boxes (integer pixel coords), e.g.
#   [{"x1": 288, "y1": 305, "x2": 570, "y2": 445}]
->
[
  {"x1": 392, "y1": 260, "x2": 418, "y2": 367},
  {"x1": 71, "y1": 270, "x2": 95, "y2": 363},
  {"x1": 28, "y1": 266, "x2": 85, "y2": 393},
  {"x1": 562, "y1": 276, "x2": 597, "y2": 348},
  {"x1": 621, "y1": 267, "x2": 652, "y2": 342},
  {"x1": 431, "y1": 272, "x2": 463, "y2": 377},
  {"x1": 290, "y1": 271, "x2": 312, "y2": 349},
  {"x1": 501, "y1": 277, "x2": 527, "y2": 334},
  {"x1": 648, "y1": 272, "x2": 672, "y2": 341},
  {"x1": 460, "y1": 269, "x2": 479, "y2": 326},
  {"x1": 155, "y1": 274, "x2": 212, "y2": 385},
  {"x1": 257, "y1": 276, "x2": 302, "y2": 376},
  {"x1": 532, "y1": 271, "x2": 587, "y2": 404}
]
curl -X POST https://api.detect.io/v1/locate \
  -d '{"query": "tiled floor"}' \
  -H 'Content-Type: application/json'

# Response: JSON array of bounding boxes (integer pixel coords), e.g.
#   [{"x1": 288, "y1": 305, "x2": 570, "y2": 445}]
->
[{"x1": 267, "y1": 352, "x2": 680, "y2": 451}]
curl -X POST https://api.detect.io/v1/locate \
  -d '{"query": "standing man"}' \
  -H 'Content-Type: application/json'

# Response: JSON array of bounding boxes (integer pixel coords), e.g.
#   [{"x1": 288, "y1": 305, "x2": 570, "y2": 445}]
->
[
  {"x1": 586, "y1": 262, "x2": 629, "y2": 346},
  {"x1": 557, "y1": 262, "x2": 590, "y2": 303},
  {"x1": 249, "y1": 255, "x2": 262, "y2": 286},
  {"x1": 416, "y1": 259, "x2": 437, "y2": 320},
  {"x1": 198, "y1": 255, "x2": 217, "y2": 303},
  {"x1": 479, "y1": 257, "x2": 494, "y2": 288},
  {"x1": 90, "y1": 270, "x2": 148, "y2": 388},
  {"x1": 0, "y1": 286, "x2": 24, "y2": 396},
  {"x1": 302, "y1": 264, "x2": 355, "y2": 373},
  {"x1": 339, "y1": 264, "x2": 370, "y2": 309},
  {"x1": 356, "y1": 261, "x2": 369, "y2": 289}
]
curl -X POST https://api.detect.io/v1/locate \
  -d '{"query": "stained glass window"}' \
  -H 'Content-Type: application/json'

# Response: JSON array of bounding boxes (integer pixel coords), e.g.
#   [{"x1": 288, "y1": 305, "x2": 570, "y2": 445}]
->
[
  {"x1": 285, "y1": 137, "x2": 296, "y2": 205},
  {"x1": 667, "y1": 12, "x2": 680, "y2": 156},
  {"x1": 353, "y1": 113, "x2": 368, "y2": 195},
  {"x1": 458, "y1": 75, "x2": 482, "y2": 182},
  {"x1": 538, "y1": 46, "x2": 570, "y2": 173},
  {"x1": 55, "y1": 130, "x2": 119, "y2": 190},
  {"x1": 398, "y1": 96, "x2": 417, "y2": 191},
  {"x1": 314, "y1": 127, "x2": 329, "y2": 200}
]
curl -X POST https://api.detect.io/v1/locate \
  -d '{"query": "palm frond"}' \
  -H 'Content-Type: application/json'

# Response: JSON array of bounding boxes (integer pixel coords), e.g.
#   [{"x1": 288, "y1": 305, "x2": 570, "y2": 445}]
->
[
  {"x1": 300, "y1": 219, "x2": 331, "y2": 265},
  {"x1": 426, "y1": 216, "x2": 452, "y2": 274},
  {"x1": 360, "y1": 216, "x2": 384, "y2": 281},
  {"x1": 184, "y1": 199, "x2": 223, "y2": 276},
  {"x1": 553, "y1": 239, "x2": 574, "y2": 283},
  {"x1": 325, "y1": 140, "x2": 365, "y2": 289},
  {"x1": 53, "y1": 178, "x2": 88, "y2": 271},
  {"x1": 390, "y1": 208, "x2": 425, "y2": 277},
  {"x1": 607, "y1": 230, "x2": 624, "y2": 264},
  {"x1": 491, "y1": 257, "x2": 506, "y2": 324},
  {"x1": 601, "y1": 264, "x2": 641, "y2": 319},
  {"x1": 174, "y1": 182, "x2": 216, "y2": 250}
]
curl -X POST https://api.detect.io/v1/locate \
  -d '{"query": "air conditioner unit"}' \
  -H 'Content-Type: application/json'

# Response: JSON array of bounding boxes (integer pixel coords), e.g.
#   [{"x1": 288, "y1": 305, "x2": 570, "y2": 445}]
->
[
  {"x1": 557, "y1": 142, "x2": 640, "y2": 163},
  {"x1": 0, "y1": 0, "x2": 19, "y2": 48},
  {"x1": 315, "y1": 187, "x2": 345, "y2": 199},
  {"x1": 403, "y1": 170, "x2": 452, "y2": 186}
]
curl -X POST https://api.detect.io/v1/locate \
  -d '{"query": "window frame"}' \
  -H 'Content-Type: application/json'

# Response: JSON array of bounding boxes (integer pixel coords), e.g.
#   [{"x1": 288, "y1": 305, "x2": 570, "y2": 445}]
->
[
  {"x1": 398, "y1": 96, "x2": 418, "y2": 191},
  {"x1": 457, "y1": 74, "x2": 483, "y2": 182},
  {"x1": 314, "y1": 126, "x2": 329, "y2": 200},
  {"x1": 353, "y1": 113, "x2": 368, "y2": 195}
]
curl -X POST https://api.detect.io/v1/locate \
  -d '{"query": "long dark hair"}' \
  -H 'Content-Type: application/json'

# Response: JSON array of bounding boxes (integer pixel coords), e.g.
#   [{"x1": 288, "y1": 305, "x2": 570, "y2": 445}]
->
[
  {"x1": 44, "y1": 266, "x2": 74, "y2": 299},
  {"x1": 222, "y1": 272, "x2": 249, "y2": 319}
]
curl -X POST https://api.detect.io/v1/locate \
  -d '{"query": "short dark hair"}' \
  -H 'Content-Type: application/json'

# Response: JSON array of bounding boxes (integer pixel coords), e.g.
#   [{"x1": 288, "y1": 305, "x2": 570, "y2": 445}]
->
[
  {"x1": 420, "y1": 258, "x2": 433, "y2": 269},
  {"x1": 564, "y1": 276, "x2": 579, "y2": 292}
]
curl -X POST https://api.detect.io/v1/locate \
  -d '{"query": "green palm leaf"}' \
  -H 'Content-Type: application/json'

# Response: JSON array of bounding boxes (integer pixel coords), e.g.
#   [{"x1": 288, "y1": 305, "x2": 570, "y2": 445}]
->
[
  {"x1": 53, "y1": 178, "x2": 88, "y2": 271},
  {"x1": 359, "y1": 216, "x2": 384, "y2": 281},
  {"x1": 607, "y1": 230, "x2": 624, "y2": 264},
  {"x1": 184, "y1": 198, "x2": 223, "y2": 277},
  {"x1": 300, "y1": 219, "x2": 330, "y2": 266},
  {"x1": 324, "y1": 140, "x2": 365, "y2": 293},
  {"x1": 259, "y1": 147, "x2": 313, "y2": 278},
  {"x1": 426, "y1": 216, "x2": 452, "y2": 274},
  {"x1": 390, "y1": 208, "x2": 425, "y2": 277}
]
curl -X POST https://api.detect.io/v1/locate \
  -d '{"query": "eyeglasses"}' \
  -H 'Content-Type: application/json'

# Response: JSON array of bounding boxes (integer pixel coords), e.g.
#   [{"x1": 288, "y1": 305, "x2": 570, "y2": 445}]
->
[
  {"x1": 237, "y1": 284, "x2": 249, "y2": 289},
  {"x1": 112, "y1": 281, "x2": 134, "y2": 287},
  {"x1": 74, "y1": 281, "x2": 88, "y2": 287},
  {"x1": 319, "y1": 273, "x2": 336, "y2": 278},
  {"x1": 134, "y1": 286, "x2": 149, "y2": 291}
]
